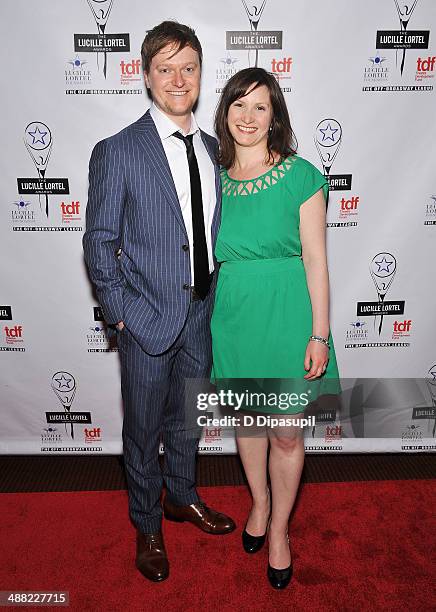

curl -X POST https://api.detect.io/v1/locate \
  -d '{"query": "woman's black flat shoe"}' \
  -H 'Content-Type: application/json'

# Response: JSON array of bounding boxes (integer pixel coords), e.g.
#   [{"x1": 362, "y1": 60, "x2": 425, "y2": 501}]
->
[
  {"x1": 242, "y1": 528, "x2": 267, "y2": 553},
  {"x1": 267, "y1": 563, "x2": 293, "y2": 589}
]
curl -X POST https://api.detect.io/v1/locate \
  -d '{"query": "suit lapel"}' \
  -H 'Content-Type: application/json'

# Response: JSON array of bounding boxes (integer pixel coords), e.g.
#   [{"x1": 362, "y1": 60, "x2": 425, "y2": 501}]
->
[
  {"x1": 200, "y1": 130, "x2": 222, "y2": 247},
  {"x1": 134, "y1": 112, "x2": 221, "y2": 246},
  {"x1": 134, "y1": 111, "x2": 188, "y2": 237}
]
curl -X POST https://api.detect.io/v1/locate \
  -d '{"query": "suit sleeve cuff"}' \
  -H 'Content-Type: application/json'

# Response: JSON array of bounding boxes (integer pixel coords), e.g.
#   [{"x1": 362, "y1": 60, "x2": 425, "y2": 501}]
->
[{"x1": 99, "y1": 288, "x2": 124, "y2": 325}]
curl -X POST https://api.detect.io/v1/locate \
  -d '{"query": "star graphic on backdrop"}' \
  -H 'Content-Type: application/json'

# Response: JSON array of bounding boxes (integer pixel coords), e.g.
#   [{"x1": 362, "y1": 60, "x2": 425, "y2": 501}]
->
[
  {"x1": 428, "y1": 367, "x2": 436, "y2": 382},
  {"x1": 28, "y1": 126, "x2": 48, "y2": 146},
  {"x1": 13, "y1": 199, "x2": 30, "y2": 208},
  {"x1": 375, "y1": 256, "x2": 394, "y2": 274},
  {"x1": 54, "y1": 374, "x2": 73, "y2": 389},
  {"x1": 68, "y1": 54, "x2": 87, "y2": 69},
  {"x1": 220, "y1": 52, "x2": 238, "y2": 66},
  {"x1": 369, "y1": 52, "x2": 386, "y2": 65},
  {"x1": 319, "y1": 122, "x2": 339, "y2": 143},
  {"x1": 351, "y1": 321, "x2": 366, "y2": 329}
]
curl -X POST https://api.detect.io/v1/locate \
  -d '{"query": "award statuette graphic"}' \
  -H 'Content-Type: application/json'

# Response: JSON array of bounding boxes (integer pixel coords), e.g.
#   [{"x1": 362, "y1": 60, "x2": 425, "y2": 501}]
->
[
  {"x1": 314, "y1": 119, "x2": 342, "y2": 177},
  {"x1": 394, "y1": 0, "x2": 418, "y2": 75},
  {"x1": 425, "y1": 364, "x2": 436, "y2": 437},
  {"x1": 226, "y1": 1, "x2": 281, "y2": 67},
  {"x1": 87, "y1": 0, "x2": 114, "y2": 78},
  {"x1": 376, "y1": 1, "x2": 429, "y2": 80},
  {"x1": 242, "y1": 0, "x2": 267, "y2": 67},
  {"x1": 74, "y1": 0, "x2": 129, "y2": 79},
  {"x1": 24, "y1": 122, "x2": 52, "y2": 217},
  {"x1": 314, "y1": 119, "x2": 352, "y2": 191},
  {"x1": 51, "y1": 372, "x2": 77, "y2": 439},
  {"x1": 370, "y1": 253, "x2": 397, "y2": 335}
]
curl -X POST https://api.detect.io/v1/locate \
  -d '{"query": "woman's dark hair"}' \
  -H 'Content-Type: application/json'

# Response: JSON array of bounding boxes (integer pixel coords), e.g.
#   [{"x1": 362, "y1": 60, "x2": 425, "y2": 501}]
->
[
  {"x1": 141, "y1": 20, "x2": 202, "y2": 74},
  {"x1": 214, "y1": 67, "x2": 297, "y2": 169}
]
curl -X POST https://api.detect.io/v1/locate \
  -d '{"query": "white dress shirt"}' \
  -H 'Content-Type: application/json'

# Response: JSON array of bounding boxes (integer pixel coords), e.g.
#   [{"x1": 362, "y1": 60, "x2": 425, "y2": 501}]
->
[{"x1": 149, "y1": 103, "x2": 216, "y2": 282}]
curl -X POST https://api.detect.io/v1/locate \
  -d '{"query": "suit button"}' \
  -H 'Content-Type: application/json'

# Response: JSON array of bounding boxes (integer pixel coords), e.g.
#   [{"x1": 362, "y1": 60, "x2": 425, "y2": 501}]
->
[
  {"x1": 182, "y1": 244, "x2": 189, "y2": 251},
  {"x1": 183, "y1": 283, "x2": 190, "y2": 290}
]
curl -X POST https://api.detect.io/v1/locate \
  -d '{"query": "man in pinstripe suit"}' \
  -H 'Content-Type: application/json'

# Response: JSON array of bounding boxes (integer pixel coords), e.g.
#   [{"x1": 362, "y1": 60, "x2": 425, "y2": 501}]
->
[{"x1": 83, "y1": 21, "x2": 235, "y2": 582}]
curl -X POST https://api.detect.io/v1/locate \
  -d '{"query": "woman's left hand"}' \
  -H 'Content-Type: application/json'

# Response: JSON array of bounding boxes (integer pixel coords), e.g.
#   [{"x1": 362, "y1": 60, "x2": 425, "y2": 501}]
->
[{"x1": 304, "y1": 341, "x2": 329, "y2": 380}]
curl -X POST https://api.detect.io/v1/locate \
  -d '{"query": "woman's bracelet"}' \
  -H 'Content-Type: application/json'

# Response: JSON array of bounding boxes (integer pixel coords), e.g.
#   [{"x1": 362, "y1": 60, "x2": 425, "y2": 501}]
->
[{"x1": 309, "y1": 335, "x2": 330, "y2": 349}]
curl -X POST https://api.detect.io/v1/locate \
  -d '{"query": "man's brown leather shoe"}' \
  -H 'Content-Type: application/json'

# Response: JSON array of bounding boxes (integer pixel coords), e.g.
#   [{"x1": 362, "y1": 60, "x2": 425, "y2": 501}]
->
[
  {"x1": 163, "y1": 498, "x2": 236, "y2": 535},
  {"x1": 135, "y1": 530, "x2": 169, "y2": 582}
]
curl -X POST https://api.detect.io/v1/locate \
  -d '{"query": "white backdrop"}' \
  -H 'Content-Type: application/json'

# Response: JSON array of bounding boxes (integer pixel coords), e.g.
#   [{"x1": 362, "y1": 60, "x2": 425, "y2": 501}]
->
[{"x1": 1, "y1": 0, "x2": 435, "y2": 454}]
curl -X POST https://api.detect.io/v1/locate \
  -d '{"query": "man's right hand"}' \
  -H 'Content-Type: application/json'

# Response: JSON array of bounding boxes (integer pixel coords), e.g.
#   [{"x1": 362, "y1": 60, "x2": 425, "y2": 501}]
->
[{"x1": 116, "y1": 321, "x2": 125, "y2": 331}]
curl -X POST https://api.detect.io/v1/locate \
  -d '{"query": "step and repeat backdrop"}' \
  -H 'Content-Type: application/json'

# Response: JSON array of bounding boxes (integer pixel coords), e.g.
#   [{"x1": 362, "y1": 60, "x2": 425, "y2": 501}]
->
[{"x1": 1, "y1": 0, "x2": 435, "y2": 454}]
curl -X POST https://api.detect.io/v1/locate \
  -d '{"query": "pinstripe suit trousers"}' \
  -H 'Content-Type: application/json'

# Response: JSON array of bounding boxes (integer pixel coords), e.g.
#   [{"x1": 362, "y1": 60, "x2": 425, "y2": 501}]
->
[{"x1": 118, "y1": 297, "x2": 212, "y2": 534}]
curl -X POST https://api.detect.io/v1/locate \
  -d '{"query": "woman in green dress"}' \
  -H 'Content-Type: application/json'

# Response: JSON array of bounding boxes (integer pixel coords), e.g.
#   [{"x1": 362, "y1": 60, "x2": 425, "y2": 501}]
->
[{"x1": 211, "y1": 67, "x2": 340, "y2": 589}]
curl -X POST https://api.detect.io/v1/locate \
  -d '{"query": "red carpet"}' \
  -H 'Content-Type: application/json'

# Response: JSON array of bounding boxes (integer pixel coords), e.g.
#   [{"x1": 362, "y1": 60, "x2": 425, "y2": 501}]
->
[{"x1": 1, "y1": 481, "x2": 435, "y2": 611}]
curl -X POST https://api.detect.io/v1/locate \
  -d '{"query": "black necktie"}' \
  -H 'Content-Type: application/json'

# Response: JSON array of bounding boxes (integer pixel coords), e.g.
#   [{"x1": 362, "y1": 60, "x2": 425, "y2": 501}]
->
[{"x1": 173, "y1": 131, "x2": 210, "y2": 299}]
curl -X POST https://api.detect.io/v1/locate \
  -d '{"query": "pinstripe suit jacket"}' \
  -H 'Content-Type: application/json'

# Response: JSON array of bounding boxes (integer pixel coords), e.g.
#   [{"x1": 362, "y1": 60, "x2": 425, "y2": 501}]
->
[{"x1": 83, "y1": 110, "x2": 221, "y2": 355}]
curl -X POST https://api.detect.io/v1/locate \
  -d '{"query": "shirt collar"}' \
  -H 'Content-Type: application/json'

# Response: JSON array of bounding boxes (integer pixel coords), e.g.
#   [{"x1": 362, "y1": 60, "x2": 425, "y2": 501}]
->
[{"x1": 150, "y1": 102, "x2": 200, "y2": 140}]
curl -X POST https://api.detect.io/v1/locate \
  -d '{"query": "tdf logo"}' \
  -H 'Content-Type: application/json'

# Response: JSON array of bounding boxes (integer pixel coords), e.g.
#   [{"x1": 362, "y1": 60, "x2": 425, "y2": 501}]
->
[
  {"x1": 84, "y1": 427, "x2": 102, "y2": 442},
  {"x1": 271, "y1": 57, "x2": 292, "y2": 74},
  {"x1": 61, "y1": 201, "x2": 80, "y2": 215},
  {"x1": 61, "y1": 201, "x2": 81, "y2": 223},
  {"x1": 416, "y1": 56, "x2": 436, "y2": 71},
  {"x1": 339, "y1": 196, "x2": 360, "y2": 219},
  {"x1": 340, "y1": 196, "x2": 359, "y2": 211},
  {"x1": 4, "y1": 325, "x2": 23, "y2": 342},
  {"x1": 120, "y1": 59, "x2": 141, "y2": 76},
  {"x1": 392, "y1": 319, "x2": 412, "y2": 337}
]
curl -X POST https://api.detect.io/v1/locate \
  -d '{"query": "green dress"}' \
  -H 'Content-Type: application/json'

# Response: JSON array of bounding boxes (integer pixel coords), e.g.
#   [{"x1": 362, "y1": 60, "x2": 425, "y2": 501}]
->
[{"x1": 210, "y1": 155, "x2": 340, "y2": 415}]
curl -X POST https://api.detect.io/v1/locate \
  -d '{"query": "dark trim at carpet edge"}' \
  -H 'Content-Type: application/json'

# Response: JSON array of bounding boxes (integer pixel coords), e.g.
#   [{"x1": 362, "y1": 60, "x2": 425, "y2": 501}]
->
[{"x1": 0, "y1": 454, "x2": 435, "y2": 493}]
